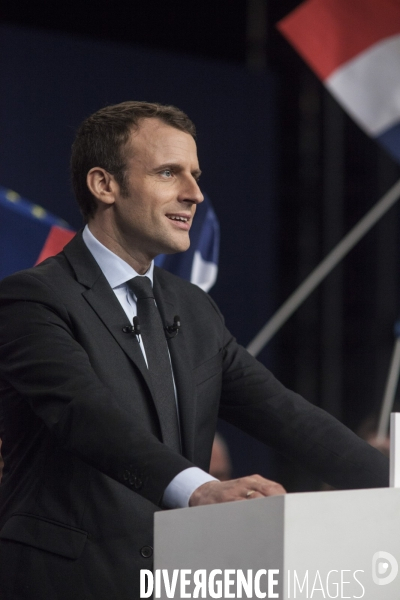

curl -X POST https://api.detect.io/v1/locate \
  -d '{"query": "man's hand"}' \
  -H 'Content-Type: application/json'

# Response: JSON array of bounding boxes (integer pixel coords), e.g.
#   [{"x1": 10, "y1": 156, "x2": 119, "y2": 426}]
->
[{"x1": 189, "y1": 474, "x2": 286, "y2": 507}]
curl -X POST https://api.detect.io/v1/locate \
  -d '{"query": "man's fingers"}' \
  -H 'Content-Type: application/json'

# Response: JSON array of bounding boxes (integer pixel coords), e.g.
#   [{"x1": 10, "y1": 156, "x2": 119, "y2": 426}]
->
[
  {"x1": 241, "y1": 474, "x2": 286, "y2": 498},
  {"x1": 245, "y1": 490, "x2": 264, "y2": 499},
  {"x1": 189, "y1": 474, "x2": 286, "y2": 507}
]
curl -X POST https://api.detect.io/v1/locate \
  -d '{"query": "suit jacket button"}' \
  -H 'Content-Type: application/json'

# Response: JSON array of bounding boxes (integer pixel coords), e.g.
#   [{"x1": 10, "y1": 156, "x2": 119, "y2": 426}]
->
[
  {"x1": 140, "y1": 546, "x2": 153, "y2": 558},
  {"x1": 123, "y1": 470, "x2": 130, "y2": 481},
  {"x1": 134, "y1": 477, "x2": 143, "y2": 489}
]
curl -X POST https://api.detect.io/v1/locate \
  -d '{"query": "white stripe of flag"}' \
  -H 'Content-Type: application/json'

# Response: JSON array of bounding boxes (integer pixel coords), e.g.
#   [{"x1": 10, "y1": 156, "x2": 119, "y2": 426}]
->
[
  {"x1": 278, "y1": 0, "x2": 400, "y2": 163},
  {"x1": 326, "y1": 34, "x2": 400, "y2": 136}
]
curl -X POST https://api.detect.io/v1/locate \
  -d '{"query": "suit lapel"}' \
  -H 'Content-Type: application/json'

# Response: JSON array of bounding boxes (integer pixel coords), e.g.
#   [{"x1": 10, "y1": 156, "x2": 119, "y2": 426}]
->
[
  {"x1": 63, "y1": 233, "x2": 153, "y2": 396},
  {"x1": 63, "y1": 233, "x2": 197, "y2": 460},
  {"x1": 153, "y1": 270, "x2": 196, "y2": 462}
]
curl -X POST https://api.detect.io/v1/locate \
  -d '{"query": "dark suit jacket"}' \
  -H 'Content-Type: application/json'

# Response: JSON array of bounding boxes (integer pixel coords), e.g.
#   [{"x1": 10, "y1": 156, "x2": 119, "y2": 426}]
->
[{"x1": 0, "y1": 232, "x2": 389, "y2": 599}]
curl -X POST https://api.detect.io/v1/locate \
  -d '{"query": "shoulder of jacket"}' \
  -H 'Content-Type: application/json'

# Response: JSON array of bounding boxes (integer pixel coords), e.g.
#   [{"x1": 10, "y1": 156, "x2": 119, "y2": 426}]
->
[
  {"x1": 154, "y1": 265, "x2": 208, "y2": 295},
  {"x1": 0, "y1": 254, "x2": 72, "y2": 300}
]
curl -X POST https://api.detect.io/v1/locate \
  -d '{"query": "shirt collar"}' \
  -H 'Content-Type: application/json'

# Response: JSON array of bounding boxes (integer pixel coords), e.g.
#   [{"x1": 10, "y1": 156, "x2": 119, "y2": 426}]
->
[{"x1": 82, "y1": 224, "x2": 154, "y2": 289}]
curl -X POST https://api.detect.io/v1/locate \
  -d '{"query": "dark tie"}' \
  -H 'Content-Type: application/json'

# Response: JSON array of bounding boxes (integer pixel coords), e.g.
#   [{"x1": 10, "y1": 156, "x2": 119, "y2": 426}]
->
[{"x1": 127, "y1": 276, "x2": 181, "y2": 453}]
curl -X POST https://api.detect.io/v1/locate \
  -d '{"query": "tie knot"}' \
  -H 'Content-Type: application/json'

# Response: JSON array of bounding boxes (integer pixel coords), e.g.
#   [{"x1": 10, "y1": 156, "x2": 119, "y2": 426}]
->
[{"x1": 128, "y1": 276, "x2": 154, "y2": 300}]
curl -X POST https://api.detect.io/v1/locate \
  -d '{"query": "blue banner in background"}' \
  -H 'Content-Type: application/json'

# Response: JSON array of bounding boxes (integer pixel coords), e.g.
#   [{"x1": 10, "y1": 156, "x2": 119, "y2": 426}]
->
[{"x1": 0, "y1": 187, "x2": 74, "y2": 280}]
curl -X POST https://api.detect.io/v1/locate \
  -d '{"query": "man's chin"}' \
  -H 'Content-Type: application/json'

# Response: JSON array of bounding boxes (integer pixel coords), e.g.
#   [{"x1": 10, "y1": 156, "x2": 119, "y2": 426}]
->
[
  {"x1": 162, "y1": 245, "x2": 190, "y2": 256},
  {"x1": 162, "y1": 238, "x2": 191, "y2": 255}
]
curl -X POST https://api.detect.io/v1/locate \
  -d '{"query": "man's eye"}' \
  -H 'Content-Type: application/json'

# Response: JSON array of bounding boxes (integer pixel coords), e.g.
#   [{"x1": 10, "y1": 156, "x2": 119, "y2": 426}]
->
[{"x1": 161, "y1": 169, "x2": 173, "y2": 177}]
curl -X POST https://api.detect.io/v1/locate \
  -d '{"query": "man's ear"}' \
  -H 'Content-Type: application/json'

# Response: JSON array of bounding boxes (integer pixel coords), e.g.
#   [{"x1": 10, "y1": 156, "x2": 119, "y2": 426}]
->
[{"x1": 86, "y1": 167, "x2": 117, "y2": 207}]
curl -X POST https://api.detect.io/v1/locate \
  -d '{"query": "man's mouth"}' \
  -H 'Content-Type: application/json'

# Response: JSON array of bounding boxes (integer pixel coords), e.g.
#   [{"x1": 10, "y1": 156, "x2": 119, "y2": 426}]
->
[{"x1": 166, "y1": 215, "x2": 190, "y2": 222}]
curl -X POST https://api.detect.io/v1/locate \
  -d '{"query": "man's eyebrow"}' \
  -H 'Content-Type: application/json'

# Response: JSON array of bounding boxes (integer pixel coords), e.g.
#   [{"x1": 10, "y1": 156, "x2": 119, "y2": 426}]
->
[{"x1": 154, "y1": 163, "x2": 202, "y2": 180}]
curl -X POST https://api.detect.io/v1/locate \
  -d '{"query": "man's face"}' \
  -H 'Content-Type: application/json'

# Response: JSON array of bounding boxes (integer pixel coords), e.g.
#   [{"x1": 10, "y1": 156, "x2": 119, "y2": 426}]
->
[{"x1": 111, "y1": 118, "x2": 204, "y2": 262}]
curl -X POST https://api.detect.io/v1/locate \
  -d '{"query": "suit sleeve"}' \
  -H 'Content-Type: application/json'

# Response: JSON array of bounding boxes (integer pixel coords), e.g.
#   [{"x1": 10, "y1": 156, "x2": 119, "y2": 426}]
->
[
  {"x1": 204, "y1": 295, "x2": 389, "y2": 490},
  {"x1": 0, "y1": 272, "x2": 194, "y2": 506}
]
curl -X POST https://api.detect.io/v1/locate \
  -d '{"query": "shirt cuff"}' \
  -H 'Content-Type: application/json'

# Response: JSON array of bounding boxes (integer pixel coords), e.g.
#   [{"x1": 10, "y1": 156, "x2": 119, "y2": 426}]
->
[{"x1": 163, "y1": 467, "x2": 217, "y2": 509}]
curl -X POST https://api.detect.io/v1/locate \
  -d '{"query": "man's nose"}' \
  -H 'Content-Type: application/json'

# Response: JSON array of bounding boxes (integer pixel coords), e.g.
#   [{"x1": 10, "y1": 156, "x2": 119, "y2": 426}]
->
[{"x1": 180, "y1": 177, "x2": 204, "y2": 205}]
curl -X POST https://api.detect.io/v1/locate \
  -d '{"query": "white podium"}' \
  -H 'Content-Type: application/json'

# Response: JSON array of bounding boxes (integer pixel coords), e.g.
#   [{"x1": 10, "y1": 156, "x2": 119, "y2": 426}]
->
[{"x1": 154, "y1": 488, "x2": 400, "y2": 598}]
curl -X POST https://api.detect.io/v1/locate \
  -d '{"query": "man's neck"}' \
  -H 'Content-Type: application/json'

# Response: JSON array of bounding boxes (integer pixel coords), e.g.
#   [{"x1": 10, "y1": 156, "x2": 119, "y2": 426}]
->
[{"x1": 87, "y1": 221, "x2": 152, "y2": 275}]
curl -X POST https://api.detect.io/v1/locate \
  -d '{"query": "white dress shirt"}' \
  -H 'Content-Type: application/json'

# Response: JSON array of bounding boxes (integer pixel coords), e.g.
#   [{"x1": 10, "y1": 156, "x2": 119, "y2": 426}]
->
[{"x1": 82, "y1": 225, "x2": 216, "y2": 507}]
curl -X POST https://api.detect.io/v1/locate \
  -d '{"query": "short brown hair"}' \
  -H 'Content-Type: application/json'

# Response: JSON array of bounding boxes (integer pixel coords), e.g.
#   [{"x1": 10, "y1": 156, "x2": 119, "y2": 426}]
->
[{"x1": 71, "y1": 101, "x2": 196, "y2": 221}]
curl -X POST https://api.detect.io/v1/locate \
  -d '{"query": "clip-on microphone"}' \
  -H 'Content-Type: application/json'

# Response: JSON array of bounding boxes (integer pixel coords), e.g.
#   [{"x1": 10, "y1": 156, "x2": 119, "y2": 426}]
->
[
  {"x1": 122, "y1": 316, "x2": 141, "y2": 337},
  {"x1": 165, "y1": 315, "x2": 181, "y2": 338}
]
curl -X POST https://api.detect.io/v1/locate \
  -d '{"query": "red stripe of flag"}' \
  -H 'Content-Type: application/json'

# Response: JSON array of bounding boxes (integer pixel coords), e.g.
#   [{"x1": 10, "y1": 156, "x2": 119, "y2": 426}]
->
[
  {"x1": 277, "y1": 0, "x2": 400, "y2": 80},
  {"x1": 35, "y1": 225, "x2": 76, "y2": 265}
]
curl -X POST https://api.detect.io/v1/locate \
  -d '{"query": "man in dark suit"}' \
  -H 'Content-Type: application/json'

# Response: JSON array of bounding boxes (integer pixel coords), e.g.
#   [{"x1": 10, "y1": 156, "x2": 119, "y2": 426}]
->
[{"x1": 0, "y1": 101, "x2": 388, "y2": 599}]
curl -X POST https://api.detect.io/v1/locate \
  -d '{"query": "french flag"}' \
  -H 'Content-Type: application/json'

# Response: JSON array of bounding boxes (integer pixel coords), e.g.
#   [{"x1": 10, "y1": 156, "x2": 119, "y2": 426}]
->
[{"x1": 278, "y1": 0, "x2": 400, "y2": 163}]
